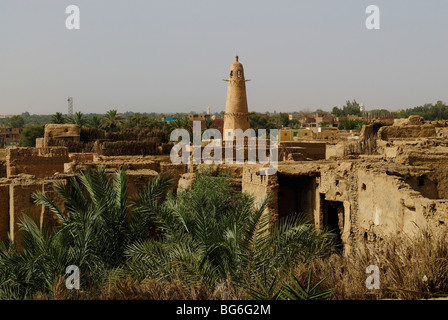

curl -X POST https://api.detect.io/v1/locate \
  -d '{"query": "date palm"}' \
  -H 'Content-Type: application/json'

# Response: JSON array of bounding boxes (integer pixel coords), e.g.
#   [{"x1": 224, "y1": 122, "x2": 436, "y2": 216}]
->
[
  {"x1": 51, "y1": 112, "x2": 66, "y2": 124},
  {"x1": 122, "y1": 169, "x2": 333, "y2": 289},
  {"x1": 68, "y1": 111, "x2": 87, "y2": 128},
  {"x1": 0, "y1": 167, "x2": 173, "y2": 298},
  {"x1": 88, "y1": 115, "x2": 102, "y2": 129},
  {"x1": 101, "y1": 109, "x2": 124, "y2": 132}
]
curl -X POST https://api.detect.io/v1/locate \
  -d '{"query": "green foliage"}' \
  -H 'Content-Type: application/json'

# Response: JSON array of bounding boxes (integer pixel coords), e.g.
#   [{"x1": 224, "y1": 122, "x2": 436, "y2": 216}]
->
[
  {"x1": 289, "y1": 119, "x2": 301, "y2": 129},
  {"x1": 0, "y1": 216, "x2": 74, "y2": 299},
  {"x1": 338, "y1": 119, "x2": 369, "y2": 131},
  {"x1": 332, "y1": 100, "x2": 362, "y2": 117},
  {"x1": 248, "y1": 267, "x2": 334, "y2": 300},
  {"x1": 68, "y1": 112, "x2": 87, "y2": 128},
  {"x1": 121, "y1": 169, "x2": 333, "y2": 290},
  {"x1": 281, "y1": 267, "x2": 334, "y2": 300},
  {"x1": 166, "y1": 118, "x2": 193, "y2": 136},
  {"x1": 0, "y1": 167, "x2": 173, "y2": 299},
  {"x1": 8, "y1": 115, "x2": 25, "y2": 128},
  {"x1": 395, "y1": 110, "x2": 409, "y2": 119},
  {"x1": 402, "y1": 101, "x2": 448, "y2": 120},
  {"x1": 369, "y1": 109, "x2": 392, "y2": 118},
  {"x1": 247, "y1": 275, "x2": 283, "y2": 300},
  {"x1": 88, "y1": 116, "x2": 102, "y2": 129},
  {"x1": 250, "y1": 113, "x2": 277, "y2": 131},
  {"x1": 101, "y1": 110, "x2": 124, "y2": 132},
  {"x1": 0, "y1": 168, "x2": 333, "y2": 299},
  {"x1": 279, "y1": 113, "x2": 290, "y2": 127},
  {"x1": 20, "y1": 124, "x2": 44, "y2": 147},
  {"x1": 124, "y1": 113, "x2": 161, "y2": 129},
  {"x1": 51, "y1": 112, "x2": 66, "y2": 124}
]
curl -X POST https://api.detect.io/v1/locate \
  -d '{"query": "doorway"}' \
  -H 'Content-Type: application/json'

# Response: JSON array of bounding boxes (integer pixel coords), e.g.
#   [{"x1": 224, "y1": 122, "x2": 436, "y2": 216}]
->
[{"x1": 321, "y1": 195, "x2": 344, "y2": 253}]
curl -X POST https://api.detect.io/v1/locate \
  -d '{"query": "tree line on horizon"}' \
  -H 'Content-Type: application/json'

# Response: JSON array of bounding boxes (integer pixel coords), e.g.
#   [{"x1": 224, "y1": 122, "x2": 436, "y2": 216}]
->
[{"x1": 2, "y1": 100, "x2": 447, "y2": 147}]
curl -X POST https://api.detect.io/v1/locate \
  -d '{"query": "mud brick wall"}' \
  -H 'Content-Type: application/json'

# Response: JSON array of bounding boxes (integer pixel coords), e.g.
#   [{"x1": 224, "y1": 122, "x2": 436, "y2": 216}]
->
[
  {"x1": 378, "y1": 125, "x2": 437, "y2": 140},
  {"x1": 0, "y1": 160, "x2": 6, "y2": 178},
  {"x1": 159, "y1": 162, "x2": 187, "y2": 191},
  {"x1": 9, "y1": 182, "x2": 43, "y2": 245},
  {"x1": 0, "y1": 183, "x2": 9, "y2": 243},
  {"x1": 242, "y1": 165, "x2": 279, "y2": 224},
  {"x1": 9, "y1": 178, "x2": 68, "y2": 246},
  {"x1": 6, "y1": 147, "x2": 70, "y2": 179},
  {"x1": 127, "y1": 170, "x2": 159, "y2": 198},
  {"x1": 280, "y1": 142, "x2": 326, "y2": 160},
  {"x1": 40, "y1": 180, "x2": 66, "y2": 231}
]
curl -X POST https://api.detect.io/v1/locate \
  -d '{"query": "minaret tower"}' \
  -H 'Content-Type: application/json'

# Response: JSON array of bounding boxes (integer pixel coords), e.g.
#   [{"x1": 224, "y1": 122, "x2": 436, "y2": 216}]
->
[{"x1": 223, "y1": 56, "x2": 250, "y2": 136}]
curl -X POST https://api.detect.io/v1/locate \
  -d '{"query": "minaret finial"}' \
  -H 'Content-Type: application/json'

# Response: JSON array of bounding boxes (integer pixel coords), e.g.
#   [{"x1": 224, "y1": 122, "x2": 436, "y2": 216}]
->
[{"x1": 235, "y1": 55, "x2": 239, "y2": 62}]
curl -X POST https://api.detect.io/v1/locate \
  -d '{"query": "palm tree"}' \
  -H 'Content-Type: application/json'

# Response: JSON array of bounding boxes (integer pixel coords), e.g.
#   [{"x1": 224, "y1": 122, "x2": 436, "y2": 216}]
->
[
  {"x1": 201, "y1": 118, "x2": 215, "y2": 136},
  {"x1": 101, "y1": 109, "x2": 124, "y2": 132},
  {"x1": 0, "y1": 168, "x2": 333, "y2": 298},
  {"x1": 0, "y1": 215, "x2": 73, "y2": 299},
  {"x1": 0, "y1": 167, "x2": 173, "y2": 298},
  {"x1": 88, "y1": 115, "x2": 102, "y2": 129},
  {"x1": 68, "y1": 112, "x2": 87, "y2": 128},
  {"x1": 122, "y1": 169, "x2": 333, "y2": 289},
  {"x1": 51, "y1": 112, "x2": 66, "y2": 124}
]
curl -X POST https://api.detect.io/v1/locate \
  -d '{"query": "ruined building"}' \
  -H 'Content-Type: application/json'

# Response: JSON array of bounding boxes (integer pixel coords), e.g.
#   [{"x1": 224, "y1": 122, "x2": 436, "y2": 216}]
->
[
  {"x1": 1, "y1": 115, "x2": 448, "y2": 255},
  {"x1": 223, "y1": 56, "x2": 250, "y2": 139},
  {"x1": 0, "y1": 57, "x2": 447, "y2": 255}
]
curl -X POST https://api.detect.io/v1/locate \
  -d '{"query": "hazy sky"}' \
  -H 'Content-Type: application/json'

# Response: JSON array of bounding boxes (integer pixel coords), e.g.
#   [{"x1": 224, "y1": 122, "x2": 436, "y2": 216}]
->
[{"x1": 1, "y1": 0, "x2": 447, "y2": 115}]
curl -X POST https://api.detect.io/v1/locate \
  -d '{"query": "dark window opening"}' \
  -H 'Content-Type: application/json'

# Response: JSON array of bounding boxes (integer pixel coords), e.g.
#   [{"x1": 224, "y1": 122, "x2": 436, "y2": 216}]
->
[
  {"x1": 418, "y1": 177, "x2": 425, "y2": 186},
  {"x1": 321, "y1": 195, "x2": 344, "y2": 254},
  {"x1": 278, "y1": 174, "x2": 316, "y2": 222},
  {"x1": 362, "y1": 183, "x2": 366, "y2": 190},
  {"x1": 230, "y1": 71, "x2": 233, "y2": 77}
]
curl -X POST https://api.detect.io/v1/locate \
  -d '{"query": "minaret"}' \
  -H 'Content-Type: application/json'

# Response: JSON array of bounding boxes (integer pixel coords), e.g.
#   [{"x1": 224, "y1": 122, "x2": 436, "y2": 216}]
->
[{"x1": 223, "y1": 56, "x2": 250, "y2": 136}]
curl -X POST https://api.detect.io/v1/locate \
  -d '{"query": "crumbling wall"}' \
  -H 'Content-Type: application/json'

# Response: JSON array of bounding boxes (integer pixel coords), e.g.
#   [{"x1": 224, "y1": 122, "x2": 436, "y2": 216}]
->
[
  {"x1": 6, "y1": 147, "x2": 70, "y2": 178},
  {"x1": 44, "y1": 124, "x2": 81, "y2": 147},
  {"x1": 378, "y1": 125, "x2": 437, "y2": 140},
  {"x1": 0, "y1": 160, "x2": 6, "y2": 178},
  {"x1": 356, "y1": 169, "x2": 427, "y2": 242},
  {"x1": 9, "y1": 181, "x2": 46, "y2": 245},
  {"x1": 0, "y1": 182, "x2": 9, "y2": 243},
  {"x1": 407, "y1": 154, "x2": 448, "y2": 199},
  {"x1": 8, "y1": 177, "x2": 68, "y2": 245},
  {"x1": 242, "y1": 165, "x2": 279, "y2": 223},
  {"x1": 159, "y1": 162, "x2": 187, "y2": 191},
  {"x1": 315, "y1": 162, "x2": 354, "y2": 252},
  {"x1": 42, "y1": 125, "x2": 171, "y2": 155},
  {"x1": 326, "y1": 143, "x2": 346, "y2": 159},
  {"x1": 279, "y1": 142, "x2": 326, "y2": 160},
  {"x1": 127, "y1": 169, "x2": 159, "y2": 198}
]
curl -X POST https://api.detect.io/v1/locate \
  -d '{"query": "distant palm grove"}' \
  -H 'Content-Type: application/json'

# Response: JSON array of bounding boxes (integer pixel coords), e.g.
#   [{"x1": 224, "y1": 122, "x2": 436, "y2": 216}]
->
[{"x1": 1, "y1": 99, "x2": 447, "y2": 147}]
